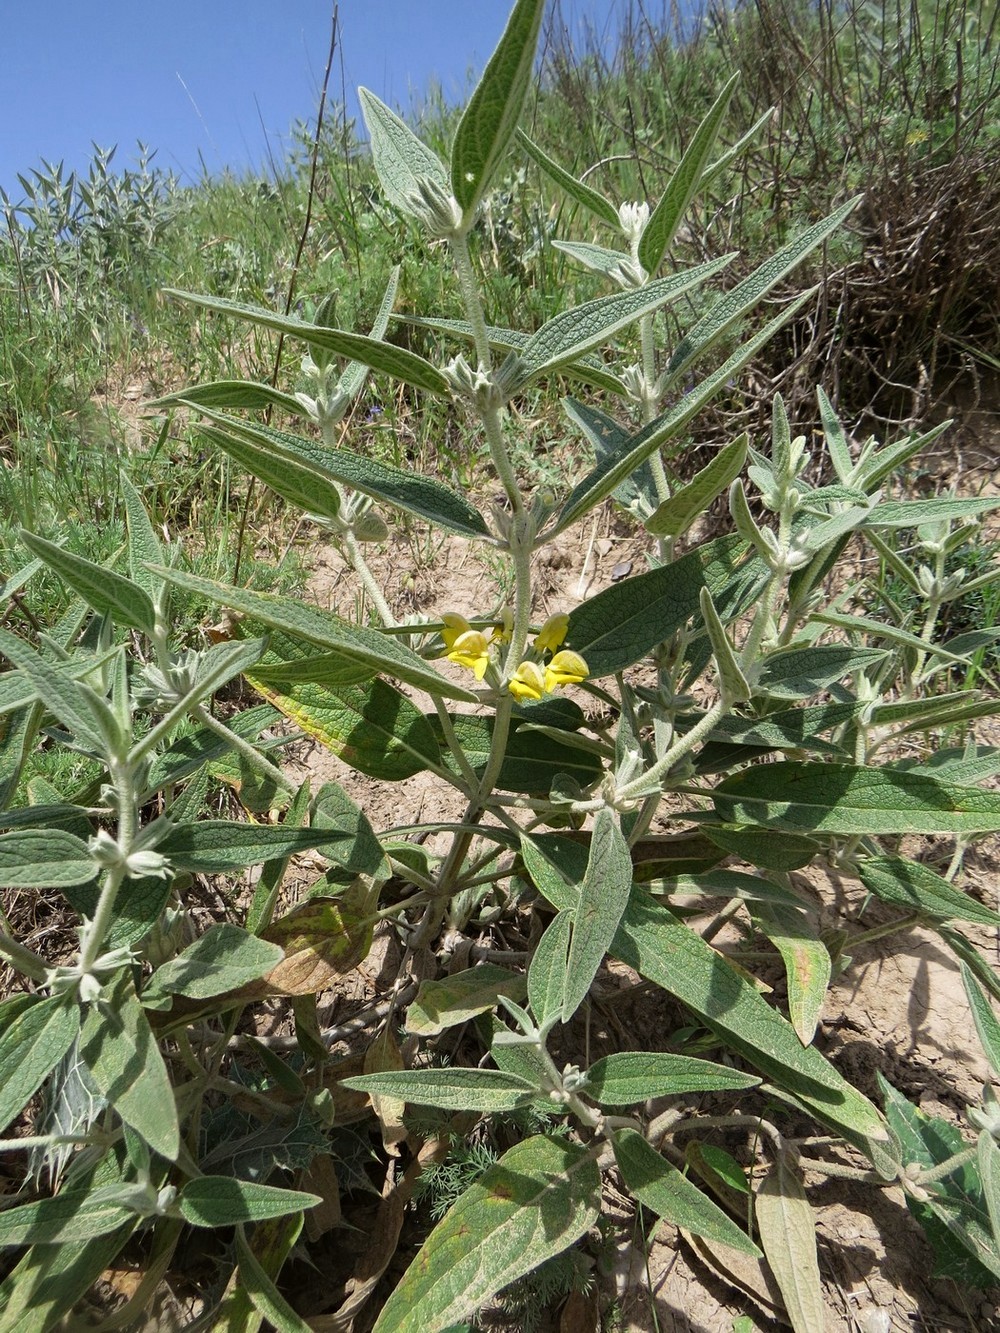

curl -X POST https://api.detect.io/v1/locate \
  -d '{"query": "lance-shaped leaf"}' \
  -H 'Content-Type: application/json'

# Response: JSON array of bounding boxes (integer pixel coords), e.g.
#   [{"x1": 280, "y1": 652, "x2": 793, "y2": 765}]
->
[
  {"x1": 754, "y1": 1154, "x2": 826, "y2": 1331},
  {"x1": 344, "y1": 1068, "x2": 538, "y2": 1112},
  {"x1": 451, "y1": 0, "x2": 546, "y2": 225},
  {"x1": 19, "y1": 531, "x2": 156, "y2": 634},
  {"x1": 586, "y1": 1052, "x2": 760, "y2": 1105},
  {"x1": 714, "y1": 762, "x2": 1000, "y2": 835},
  {"x1": 149, "y1": 380, "x2": 305, "y2": 417},
  {"x1": 562, "y1": 808, "x2": 633, "y2": 1021},
  {"x1": 118, "y1": 471, "x2": 163, "y2": 597},
  {"x1": 755, "y1": 645, "x2": 888, "y2": 700},
  {"x1": 150, "y1": 566, "x2": 477, "y2": 701},
  {"x1": 528, "y1": 910, "x2": 572, "y2": 1029},
  {"x1": 0, "y1": 997, "x2": 80, "y2": 1136},
  {"x1": 663, "y1": 197, "x2": 860, "y2": 387},
  {"x1": 406, "y1": 965, "x2": 528, "y2": 1036},
  {"x1": 158, "y1": 820, "x2": 351, "y2": 874},
  {"x1": 963, "y1": 965, "x2": 1000, "y2": 1073},
  {"x1": 144, "y1": 925, "x2": 284, "y2": 1007},
  {"x1": 0, "y1": 1192, "x2": 138, "y2": 1248},
  {"x1": 552, "y1": 239, "x2": 635, "y2": 279},
  {"x1": 646, "y1": 434, "x2": 748, "y2": 538},
  {"x1": 858, "y1": 856, "x2": 1000, "y2": 927},
  {"x1": 183, "y1": 406, "x2": 490, "y2": 538},
  {"x1": 80, "y1": 975, "x2": 179, "y2": 1161},
  {"x1": 0, "y1": 628, "x2": 121, "y2": 755},
  {"x1": 164, "y1": 290, "x2": 450, "y2": 397},
  {"x1": 339, "y1": 262, "x2": 401, "y2": 398},
  {"x1": 554, "y1": 290, "x2": 813, "y2": 535},
  {"x1": 359, "y1": 87, "x2": 449, "y2": 218},
  {"x1": 515, "y1": 127, "x2": 622, "y2": 229},
  {"x1": 755, "y1": 905, "x2": 830, "y2": 1045},
  {"x1": 863, "y1": 496, "x2": 1000, "y2": 528},
  {"x1": 197, "y1": 424, "x2": 343, "y2": 521},
  {"x1": 515, "y1": 256, "x2": 733, "y2": 388},
  {"x1": 614, "y1": 1128, "x2": 760, "y2": 1254},
  {"x1": 178, "y1": 1178, "x2": 321, "y2": 1228},
  {"x1": 235, "y1": 1225, "x2": 313, "y2": 1333},
  {"x1": 638, "y1": 74, "x2": 739, "y2": 275},
  {"x1": 0, "y1": 1212, "x2": 136, "y2": 1329},
  {"x1": 0, "y1": 829, "x2": 96, "y2": 888},
  {"x1": 372, "y1": 1135, "x2": 601, "y2": 1333}
]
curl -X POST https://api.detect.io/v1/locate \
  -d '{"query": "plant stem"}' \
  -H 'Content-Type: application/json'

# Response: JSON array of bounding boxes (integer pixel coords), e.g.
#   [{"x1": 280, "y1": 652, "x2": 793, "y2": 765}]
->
[
  {"x1": 343, "y1": 528, "x2": 396, "y2": 627},
  {"x1": 451, "y1": 230, "x2": 492, "y2": 373},
  {"x1": 190, "y1": 705, "x2": 296, "y2": 796}
]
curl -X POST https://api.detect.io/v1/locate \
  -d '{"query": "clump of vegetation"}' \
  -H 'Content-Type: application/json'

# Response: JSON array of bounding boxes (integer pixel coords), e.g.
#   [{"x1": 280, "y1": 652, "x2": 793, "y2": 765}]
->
[{"x1": 1, "y1": 2, "x2": 999, "y2": 1331}]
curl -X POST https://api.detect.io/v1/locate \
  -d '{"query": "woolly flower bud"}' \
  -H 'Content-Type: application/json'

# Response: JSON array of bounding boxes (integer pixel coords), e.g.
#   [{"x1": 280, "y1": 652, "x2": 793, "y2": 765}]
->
[{"x1": 618, "y1": 200, "x2": 650, "y2": 242}]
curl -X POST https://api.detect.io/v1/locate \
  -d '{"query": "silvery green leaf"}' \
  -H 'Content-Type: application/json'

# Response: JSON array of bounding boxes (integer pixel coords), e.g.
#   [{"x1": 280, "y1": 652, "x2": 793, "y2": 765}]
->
[
  {"x1": 963, "y1": 965, "x2": 1000, "y2": 1074},
  {"x1": 638, "y1": 74, "x2": 739, "y2": 275},
  {"x1": 699, "y1": 586, "x2": 750, "y2": 703},
  {"x1": 864, "y1": 496, "x2": 1000, "y2": 528},
  {"x1": 858, "y1": 856, "x2": 1000, "y2": 926},
  {"x1": 515, "y1": 128, "x2": 622, "y2": 229},
  {"x1": 19, "y1": 531, "x2": 156, "y2": 635},
  {"x1": 1, "y1": 555, "x2": 43, "y2": 603},
  {"x1": 450, "y1": 0, "x2": 546, "y2": 225},
  {"x1": 754, "y1": 1153, "x2": 826, "y2": 1331},
  {"x1": 164, "y1": 290, "x2": 450, "y2": 397},
  {"x1": 552, "y1": 239, "x2": 635, "y2": 279},
  {"x1": 663, "y1": 197, "x2": 860, "y2": 387},
  {"x1": 358, "y1": 87, "x2": 449, "y2": 218},
  {"x1": 855, "y1": 418, "x2": 952, "y2": 491},
  {"x1": 646, "y1": 435, "x2": 748, "y2": 538},
  {"x1": 587, "y1": 1053, "x2": 759, "y2": 1105},
  {"x1": 148, "y1": 380, "x2": 305, "y2": 417},
  {"x1": 157, "y1": 820, "x2": 352, "y2": 874},
  {"x1": 343, "y1": 1068, "x2": 538, "y2": 1112},
  {"x1": 554, "y1": 291, "x2": 813, "y2": 536},
  {"x1": 118, "y1": 471, "x2": 163, "y2": 598},
  {"x1": 80, "y1": 975, "x2": 179, "y2": 1161},
  {"x1": 178, "y1": 1177, "x2": 322, "y2": 1228},
  {"x1": 817, "y1": 387, "x2": 854, "y2": 483},
  {"x1": 516, "y1": 256, "x2": 733, "y2": 388},
  {"x1": 235, "y1": 1225, "x2": 313, "y2": 1333},
  {"x1": 0, "y1": 828, "x2": 95, "y2": 888},
  {"x1": 755, "y1": 904, "x2": 830, "y2": 1045},
  {"x1": 0, "y1": 997, "x2": 80, "y2": 1136},
  {"x1": 811, "y1": 611, "x2": 970, "y2": 663},
  {"x1": 193, "y1": 635, "x2": 269, "y2": 696},
  {"x1": 562, "y1": 808, "x2": 633, "y2": 1022},
  {"x1": 144, "y1": 924, "x2": 283, "y2": 1006},
  {"x1": 371, "y1": 1135, "x2": 600, "y2": 1333},
  {"x1": 755, "y1": 645, "x2": 888, "y2": 699},
  {"x1": 701, "y1": 107, "x2": 774, "y2": 189},
  {"x1": 150, "y1": 567, "x2": 477, "y2": 701},
  {"x1": 527, "y1": 910, "x2": 572, "y2": 1029},
  {"x1": 186, "y1": 408, "x2": 490, "y2": 539},
  {"x1": 0, "y1": 1192, "x2": 137, "y2": 1248},
  {"x1": 614, "y1": 1128, "x2": 760, "y2": 1254},
  {"x1": 406, "y1": 966, "x2": 528, "y2": 1036}
]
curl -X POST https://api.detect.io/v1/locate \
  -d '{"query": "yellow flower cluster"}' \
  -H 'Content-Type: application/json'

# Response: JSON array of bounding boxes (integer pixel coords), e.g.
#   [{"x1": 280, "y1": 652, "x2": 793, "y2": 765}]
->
[{"x1": 441, "y1": 610, "x2": 589, "y2": 702}]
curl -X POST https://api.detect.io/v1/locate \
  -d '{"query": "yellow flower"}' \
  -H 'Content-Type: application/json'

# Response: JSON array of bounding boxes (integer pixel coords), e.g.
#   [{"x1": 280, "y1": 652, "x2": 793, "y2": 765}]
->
[
  {"x1": 441, "y1": 612, "x2": 472, "y2": 651},
  {"x1": 447, "y1": 628, "x2": 491, "y2": 680},
  {"x1": 491, "y1": 606, "x2": 514, "y2": 643},
  {"x1": 534, "y1": 612, "x2": 570, "y2": 654},
  {"x1": 544, "y1": 649, "x2": 589, "y2": 692},
  {"x1": 508, "y1": 660, "x2": 546, "y2": 702}
]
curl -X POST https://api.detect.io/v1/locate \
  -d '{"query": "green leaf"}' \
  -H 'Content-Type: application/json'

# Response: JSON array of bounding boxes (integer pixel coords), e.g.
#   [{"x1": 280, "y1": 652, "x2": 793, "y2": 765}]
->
[
  {"x1": 118, "y1": 471, "x2": 163, "y2": 597},
  {"x1": 185, "y1": 408, "x2": 490, "y2": 538},
  {"x1": 865, "y1": 497, "x2": 1000, "y2": 528},
  {"x1": 562, "y1": 809, "x2": 633, "y2": 1021},
  {"x1": 251, "y1": 674, "x2": 442, "y2": 782},
  {"x1": 372, "y1": 1135, "x2": 601, "y2": 1333},
  {"x1": 178, "y1": 1178, "x2": 321, "y2": 1228},
  {"x1": 702, "y1": 825, "x2": 819, "y2": 872},
  {"x1": 158, "y1": 820, "x2": 351, "y2": 874},
  {"x1": 80, "y1": 975, "x2": 179, "y2": 1160},
  {"x1": 586, "y1": 1053, "x2": 760, "y2": 1105},
  {"x1": 359, "y1": 87, "x2": 449, "y2": 218},
  {"x1": 0, "y1": 628, "x2": 120, "y2": 755},
  {"x1": 515, "y1": 128, "x2": 622, "y2": 229},
  {"x1": 858, "y1": 856, "x2": 1000, "y2": 926},
  {"x1": 645, "y1": 435, "x2": 748, "y2": 538},
  {"x1": 755, "y1": 645, "x2": 887, "y2": 699},
  {"x1": 104, "y1": 872, "x2": 176, "y2": 954},
  {"x1": 150, "y1": 566, "x2": 476, "y2": 702},
  {"x1": 664, "y1": 198, "x2": 860, "y2": 385},
  {"x1": 527, "y1": 911, "x2": 572, "y2": 1029},
  {"x1": 754, "y1": 1154, "x2": 826, "y2": 1332},
  {"x1": 164, "y1": 290, "x2": 450, "y2": 397},
  {"x1": 19, "y1": 531, "x2": 156, "y2": 635},
  {"x1": 311, "y1": 781, "x2": 391, "y2": 887},
  {"x1": 551, "y1": 239, "x2": 634, "y2": 279},
  {"x1": 344, "y1": 1068, "x2": 538, "y2": 1112},
  {"x1": 714, "y1": 762, "x2": 1000, "y2": 836},
  {"x1": 0, "y1": 829, "x2": 95, "y2": 888},
  {"x1": 406, "y1": 965, "x2": 527, "y2": 1036},
  {"x1": 962, "y1": 965, "x2": 1000, "y2": 1074},
  {"x1": 451, "y1": 0, "x2": 546, "y2": 224},
  {"x1": 518, "y1": 257, "x2": 733, "y2": 387},
  {"x1": 150, "y1": 380, "x2": 305, "y2": 416},
  {"x1": 235, "y1": 1225, "x2": 313, "y2": 1333},
  {"x1": 754, "y1": 905, "x2": 830, "y2": 1045},
  {"x1": 614, "y1": 1128, "x2": 760, "y2": 1255},
  {"x1": 0, "y1": 997, "x2": 80, "y2": 1136},
  {"x1": 436, "y1": 713, "x2": 602, "y2": 793},
  {"x1": 700, "y1": 586, "x2": 751, "y2": 703},
  {"x1": 144, "y1": 925, "x2": 284, "y2": 1007},
  {"x1": 566, "y1": 547, "x2": 707, "y2": 677},
  {"x1": 0, "y1": 1192, "x2": 138, "y2": 1248},
  {"x1": 638, "y1": 74, "x2": 738, "y2": 275},
  {"x1": 555, "y1": 291, "x2": 813, "y2": 535}
]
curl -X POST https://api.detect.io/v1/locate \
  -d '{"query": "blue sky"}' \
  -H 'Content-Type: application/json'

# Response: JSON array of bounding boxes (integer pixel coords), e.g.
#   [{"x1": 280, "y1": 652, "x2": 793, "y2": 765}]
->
[{"x1": 2, "y1": 1, "x2": 693, "y2": 200}]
